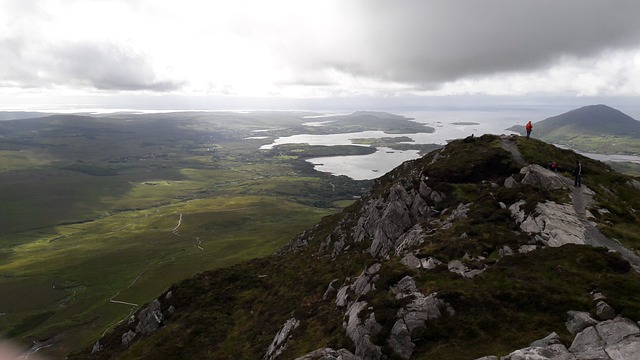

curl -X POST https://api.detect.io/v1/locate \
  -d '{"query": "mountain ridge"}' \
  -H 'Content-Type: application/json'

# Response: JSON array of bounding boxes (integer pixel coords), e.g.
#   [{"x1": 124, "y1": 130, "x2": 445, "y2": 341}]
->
[
  {"x1": 71, "y1": 135, "x2": 640, "y2": 360},
  {"x1": 507, "y1": 104, "x2": 640, "y2": 156}
]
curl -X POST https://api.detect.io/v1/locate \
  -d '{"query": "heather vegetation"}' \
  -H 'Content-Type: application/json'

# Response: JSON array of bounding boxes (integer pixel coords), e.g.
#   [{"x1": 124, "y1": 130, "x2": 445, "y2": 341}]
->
[
  {"x1": 2, "y1": 111, "x2": 408, "y2": 357},
  {"x1": 70, "y1": 135, "x2": 640, "y2": 359}
]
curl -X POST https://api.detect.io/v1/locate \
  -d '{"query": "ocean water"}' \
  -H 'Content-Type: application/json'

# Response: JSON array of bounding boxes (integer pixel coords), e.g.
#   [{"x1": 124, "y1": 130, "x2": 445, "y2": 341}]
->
[{"x1": 263, "y1": 109, "x2": 529, "y2": 179}]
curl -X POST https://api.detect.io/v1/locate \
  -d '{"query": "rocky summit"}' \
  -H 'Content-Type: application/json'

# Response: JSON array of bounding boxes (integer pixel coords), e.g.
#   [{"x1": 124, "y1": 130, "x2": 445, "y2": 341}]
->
[{"x1": 71, "y1": 135, "x2": 640, "y2": 360}]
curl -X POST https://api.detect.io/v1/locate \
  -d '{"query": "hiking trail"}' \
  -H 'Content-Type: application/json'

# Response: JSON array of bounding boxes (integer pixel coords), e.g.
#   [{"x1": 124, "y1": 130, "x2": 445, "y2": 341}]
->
[{"x1": 500, "y1": 135, "x2": 640, "y2": 272}]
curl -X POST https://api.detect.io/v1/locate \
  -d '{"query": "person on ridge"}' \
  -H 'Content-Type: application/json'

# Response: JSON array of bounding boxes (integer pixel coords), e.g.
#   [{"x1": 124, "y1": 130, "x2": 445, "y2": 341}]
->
[
  {"x1": 574, "y1": 160, "x2": 582, "y2": 187},
  {"x1": 525, "y1": 121, "x2": 533, "y2": 139}
]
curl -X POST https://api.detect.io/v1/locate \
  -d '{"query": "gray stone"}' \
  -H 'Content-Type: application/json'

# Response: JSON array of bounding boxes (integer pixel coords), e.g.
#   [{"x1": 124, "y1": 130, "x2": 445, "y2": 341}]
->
[
  {"x1": 518, "y1": 245, "x2": 537, "y2": 253},
  {"x1": 475, "y1": 357, "x2": 499, "y2": 360},
  {"x1": 500, "y1": 246, "x2": 514, "y2": 257},
  {"x1": 400, "y1": 253, "x2": 421, "y2": 268},
  {"x1": 121, "y1": 330, "x2": 136, "y2": 348},
  {"x1": 448, "y1": 260, "x2": 485, "y2": 278},
  {"x1": 566, "y1": 311, "x2": 599, "y2": 335},
  {"x1": 504, "y1": 176, "x2": 518, "y2": 188},
  {"x1": 501, "y1": 344, "x2": 575, "y2": 360},
  {"x1": 91, "y1": 340, "x2": 103, "y2": 354},
  {"x1": 323, "y1": 279, "x2": 340, "y2": 300},
  {"x1": 520, "y1": 164, "x2": 568, "y2": 191},
  {"x1": 596, "y1": 301, "x2": 616, "y2": 321},
  {"x1": 135, "y1": 299, "x2": 163, "y2": 335},
  {"x1": 264, "y1": 318, "x2": 300, "y2": 360},
  {"x1": 604, "y1": 334, "x2": 640, "y2": 360},
  {"x1": 394, "y1": 225, "x2": 425, "y2": 256},
  {"x1": 390, "y1": 276, "x2": 418, "y2": 299},
  {"x1": 344, "y1": 301, "x2": 383, "y2": 360},
  {"x1": 530, "y1": 332, "x2": 561, "y2": 348},
  {"x1": 592, "y1": 292, "x2": 607, "y2": 302},
  {"x1": 569, "y1": 326, "x2": 605, "y2": 354},
  {"x1": 595, "y1": 317, "x2": 640, "y2": 346},
  {"x1": 518, "y1": 202, "x2": 586, "y2": 247},
  {"x1": 421, "y1": 257, "x2": 443, "y2": 270},
  {"x1": 388, "y1": 319, "x2": 414, "y2": 359},
  {"x1": 336, "y1": 284, "x2": 350, "y2": 308},
  {"x1": 294, "y1": 348, "x2": 360, "y2": 360}
]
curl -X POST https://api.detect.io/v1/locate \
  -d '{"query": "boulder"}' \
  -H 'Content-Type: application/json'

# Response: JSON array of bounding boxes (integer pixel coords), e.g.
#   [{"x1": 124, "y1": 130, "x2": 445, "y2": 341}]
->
[
  {"x1": 520, "y1": 164, "x2": 568, "y2": 191},
  {"x1": 596, "y1": 301, "x2": 616, "y2": 321},
  {"x1": 504, "y1": 176, "x2": 518, "y2": 188},
  {"x1": 388, "y1": 319, "x2": 414, "y2": 359},
  {"x1": 400, "y1": 253, "x2": 421, "y2": 268},
  {"x1": 135, "y1": 299, "x2": 163, "y2": 335},
  {"x1": 566, "y1": 311, "x2": 599, "y2": 335},
  {"x1": 421, "y1": 257, "x2": 443, "y2": 270}
]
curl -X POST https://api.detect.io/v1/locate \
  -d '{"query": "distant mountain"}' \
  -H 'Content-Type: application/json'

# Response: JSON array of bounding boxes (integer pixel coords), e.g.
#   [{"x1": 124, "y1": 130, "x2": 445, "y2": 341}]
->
[
  {"x1": 508, "y1": 105, "x2": 640, "y2": 154},
  {"x1": 72, "y1": 135, "x2": 640, "y2": 360},
  {"x1": 0, "y1": 111, "x2": 53, "y2": 121}
]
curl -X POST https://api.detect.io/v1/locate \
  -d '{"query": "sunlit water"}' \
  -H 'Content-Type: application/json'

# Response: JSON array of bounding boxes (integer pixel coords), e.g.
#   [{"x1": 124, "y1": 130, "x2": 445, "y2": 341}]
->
[{"x1": 261, "y1": 108, "x2": 640, "y2": 179}]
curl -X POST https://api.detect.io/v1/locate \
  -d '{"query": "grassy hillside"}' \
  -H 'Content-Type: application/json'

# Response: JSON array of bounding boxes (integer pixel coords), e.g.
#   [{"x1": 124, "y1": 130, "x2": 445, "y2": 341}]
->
[
  {"x1": 71, "y1": 135, "x2": 640, "y2": 359},
  {"x1": 0, "y1": 111, "x2": 378, "y2": 358},
  {"x1": 508, "y1": 105, "x2": 640, "y2": 156}
]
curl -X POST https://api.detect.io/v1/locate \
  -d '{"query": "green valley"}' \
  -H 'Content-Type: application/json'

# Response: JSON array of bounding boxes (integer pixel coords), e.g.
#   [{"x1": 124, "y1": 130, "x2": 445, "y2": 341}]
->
[{"x1": 0, "y1": 111, "x2": 413, "y2": 357}]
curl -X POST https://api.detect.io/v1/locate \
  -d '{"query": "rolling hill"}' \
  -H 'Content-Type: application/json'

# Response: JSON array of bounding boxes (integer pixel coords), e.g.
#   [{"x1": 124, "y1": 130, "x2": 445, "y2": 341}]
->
[
  {"x1": 508, "y1": 104, "x2": 640, "y2": 155},
  {"x1": 70, "y1": 135, "x2": 640, "y2": 360}
]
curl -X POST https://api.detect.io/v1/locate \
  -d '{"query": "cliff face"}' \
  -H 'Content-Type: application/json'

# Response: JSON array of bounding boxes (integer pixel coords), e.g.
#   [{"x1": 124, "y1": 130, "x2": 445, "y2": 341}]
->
[{"x1": 74, "y1": 135, "x2": 640, "y2": 360}]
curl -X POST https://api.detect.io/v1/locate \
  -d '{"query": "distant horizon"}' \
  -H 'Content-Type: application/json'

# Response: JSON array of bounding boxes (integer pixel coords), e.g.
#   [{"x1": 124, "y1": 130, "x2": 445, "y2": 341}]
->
[{"x1": 3, "y1": 96, "x2": 640, "y2": 121}]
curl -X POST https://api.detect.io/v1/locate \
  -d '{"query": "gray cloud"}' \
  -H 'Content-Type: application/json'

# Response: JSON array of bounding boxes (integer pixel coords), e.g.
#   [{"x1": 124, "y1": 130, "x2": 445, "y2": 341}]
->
[
  {"x1": 47, "y1": 42, "x2": 182, "y2": 91},
  {"x1": 0, "y1": 37, "x2": 182, "y2": 91},
  {"x1": 2, "y1": 0, "x2": 640, "y2": 97},
  {"x1": 284, "y1": 0, "x2": 640, "y2": 86}
]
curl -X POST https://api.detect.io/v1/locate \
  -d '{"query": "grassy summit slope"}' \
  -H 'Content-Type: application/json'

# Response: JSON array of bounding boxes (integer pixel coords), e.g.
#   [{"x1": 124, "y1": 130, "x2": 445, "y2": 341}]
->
[
  {"x1": 73, "y1": 135, "x2": 640, "y2": 359},
  {"x1": 508, "y1": 104, "x2": 640, "y2": 155},
  {"x1": 0, "y1": 111, "x2": 379, "y2": 358}
]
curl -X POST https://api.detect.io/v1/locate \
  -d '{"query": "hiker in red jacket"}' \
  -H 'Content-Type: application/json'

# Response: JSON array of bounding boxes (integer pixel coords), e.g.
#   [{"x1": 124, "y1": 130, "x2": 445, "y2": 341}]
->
[{"x1": 525, "y1": 121, "x2": 533, "y2": 139}]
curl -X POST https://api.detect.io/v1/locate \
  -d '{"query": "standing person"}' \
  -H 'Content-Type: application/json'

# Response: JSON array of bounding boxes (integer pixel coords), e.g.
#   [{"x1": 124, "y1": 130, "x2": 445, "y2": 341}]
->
[
  {"x1": 574, "y1": 160, "x2": 582, "y2": 187},
  {"x1": 525, "y1": 121, "x2": 533, "y2": 139}
]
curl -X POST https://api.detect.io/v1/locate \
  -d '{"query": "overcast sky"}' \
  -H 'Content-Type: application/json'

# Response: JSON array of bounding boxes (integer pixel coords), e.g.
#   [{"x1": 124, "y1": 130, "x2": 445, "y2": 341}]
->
[{"x1": 2, "y1": 0, "x2": 640, "y2": 110}]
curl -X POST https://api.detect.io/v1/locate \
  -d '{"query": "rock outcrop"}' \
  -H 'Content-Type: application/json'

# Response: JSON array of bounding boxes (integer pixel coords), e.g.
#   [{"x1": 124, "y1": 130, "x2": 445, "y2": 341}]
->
[
  {"x1": 510, "y1": 200, "x2": 586, "y2": 247},
  {"x1": 264, "y1": 318, "x2": 300, "y2": 360}
]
